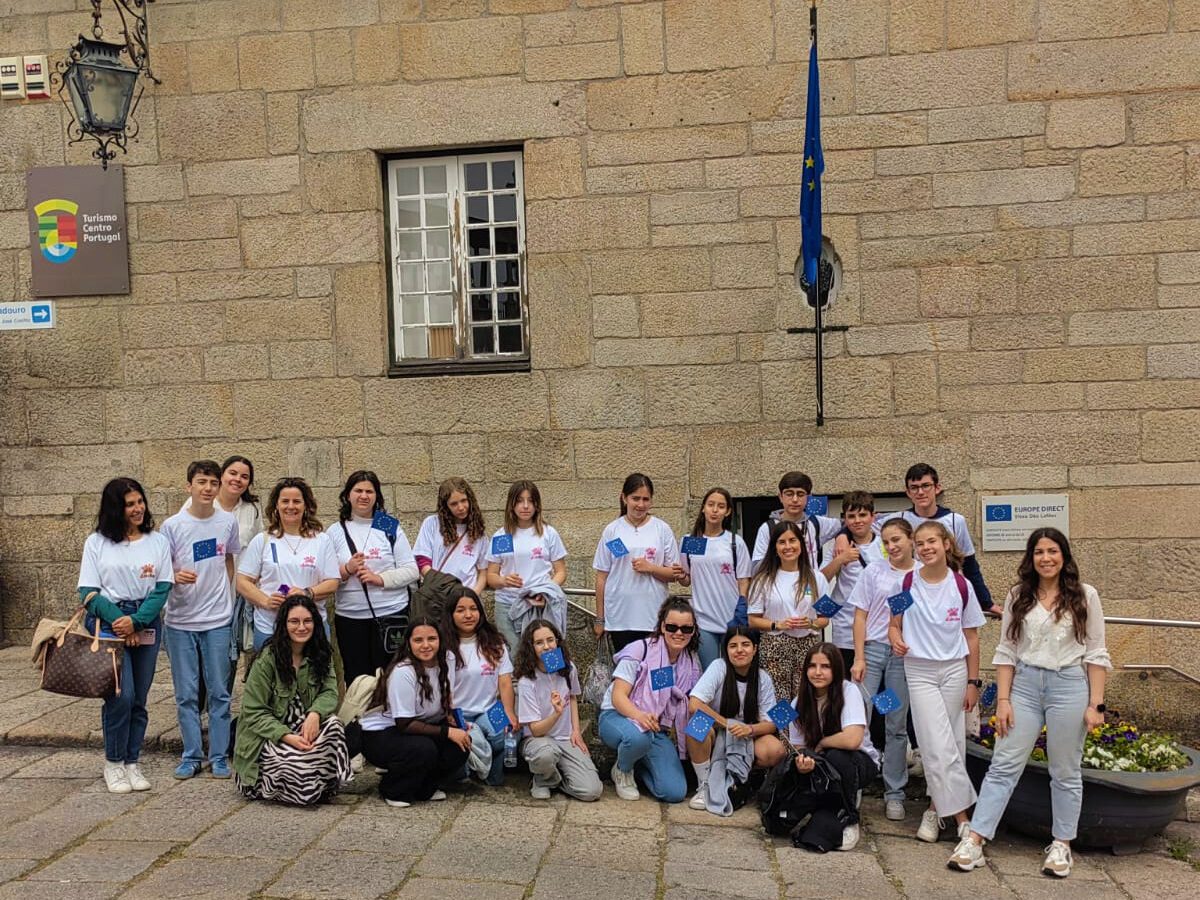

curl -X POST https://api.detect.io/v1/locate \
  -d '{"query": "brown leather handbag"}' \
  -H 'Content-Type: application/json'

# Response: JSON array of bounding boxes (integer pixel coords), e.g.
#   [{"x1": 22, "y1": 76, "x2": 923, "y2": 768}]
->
[{"x1": 39, "y1": 603, "x2": 124, "y2": 699}]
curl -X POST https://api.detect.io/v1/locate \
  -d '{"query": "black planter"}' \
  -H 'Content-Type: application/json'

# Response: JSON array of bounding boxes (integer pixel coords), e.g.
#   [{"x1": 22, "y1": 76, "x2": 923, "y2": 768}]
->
[{"x1": 965, "y1": 742, "x2": 1200, "y2": 854}]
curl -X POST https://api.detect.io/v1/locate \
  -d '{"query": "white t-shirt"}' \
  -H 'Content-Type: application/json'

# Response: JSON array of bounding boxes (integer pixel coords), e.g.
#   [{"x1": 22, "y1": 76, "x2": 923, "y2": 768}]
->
[
  {"x1": 517, "y1": 664, "x2": 580, "y2": 743},
  {"x1": 752, "y1": 514, "x2": 843, "y2": 573},
  {"x1": 901, "y1": 569, "x2": 986, "y2": 661},
  {"x1": 159, "y1": 507, "x2": 241, "y2": 631},
  {"x1": 829, "y1": 534, "x2": 887, "y2": 650},
  {"x1": 183, "y1": 495, "x2": 261, "y2": 564},
  {"x1": 484, "y1": 524, "x2": 568, "y2": 609},
  {"x1": 747, "y1": 569, "x2": 831, "y2": 638},
  {"x1": 900, "y1": 507, "x2": 976, "y2": 556},
  {"x1": 846, "y1": 561, "x2": 920, "y2": 644},
  {"x1": 689, "y1": 659, "x2": 777, "y2": 724},
  {"x1": 453, "y1": 638, "x2": 513, "y2": 714},
  {"x1": 787, "y1": 680, "x2": 879, "y2": 765},
  {"x1": 592, "y1": 515, "x2": 679, "y2": 632},
  {"x1": 237, "y1": 532, "x2": 340, "y2": 634},
  {"x1": 413, "y1": 515, "x2": 485, "y2": 587},
  {"x1": 679, "y1": 530, "x2": 752, "y2": 634},
  {"x1": 360, "y1": 657, "x2": 458, "y2": 731},
  {"x1": 327, "y1": 517, "x2": 418, "y2": 619},
  {"x1": 77, "y1": 531, "x2": 174, "y2": 603}
]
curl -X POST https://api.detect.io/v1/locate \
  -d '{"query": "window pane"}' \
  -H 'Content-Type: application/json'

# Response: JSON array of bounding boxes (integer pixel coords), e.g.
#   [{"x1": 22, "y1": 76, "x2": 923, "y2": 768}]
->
[
  {"x1": 470, "y1": 293, "x2": 493, "y2": 322},
  {"x1": 397, "y1": 231, "x2": 422, "y2": 260},
  {"x1": 496, "y1": 291, "x2": 521, "y2": 321},
  {"x1": 396, "y1": 198, "x2": 420, "y2": 228},
  {"x1": 466, "y1": 195, "x2": 489, "y2": 224},
  {"x1": 426, "y1": 229, "x2": 450, "y2": 259},
  {"x1": 494, "y1": 226, "x2": 518, "y2": 255},
  {"x1": 472, "y1": 326, "x2": 494, "y2": 355},
  {"x1": 401, "y1": 294, "x2": 425, "y2": 324},
  {"x1": 498, "y1": 324, "x2": 522, "y2": 353},
  {"x1": 496, "y1": 259, "x2": 520, "y2": 288},
  {"x1": 402, "y1": 328, "x2": 427, "y2": 359},
  {"x1": 493, "y1": 193, "x2": 517, "y2": 223},
  {"x1": 468, "y1": 228, "x2": 491, "y2": 257},
  {"x1": 398, "y1": 262, "x2": 424, "y2": 293},
  {"x1": 425, "y1": 196, "x2": 448, "y2": 227},
  {"x1": 428, "y1": 293, "x2": 453, "y2": 325},
  {"x1": 422, "y1": 165, "x2": 446, "y2": 194},
  {"x1": 492, "y1": 160, "x2": 516, "y2": 190},
  {"x1": 426, "y1": 260, "x2": 451, "y2": 293},
  {"x1": 469, "y1": 261, "x2": 490, "y2": 290},
  {"x1": 395, "y1": 166, "x2": 419, "y2": 196},
  {"x1": 464, "y1": 162, "x2": 488, "y2": 192}
]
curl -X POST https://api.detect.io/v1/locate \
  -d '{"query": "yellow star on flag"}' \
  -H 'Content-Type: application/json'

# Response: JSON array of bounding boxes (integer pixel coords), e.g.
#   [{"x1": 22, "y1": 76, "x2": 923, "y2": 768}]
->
[
  {"x1": 808, "y1": 180, "x2": 816, "y2": 191},
  {"x1": 805, "y1": 156, "x2": 815, "y2": 168}
]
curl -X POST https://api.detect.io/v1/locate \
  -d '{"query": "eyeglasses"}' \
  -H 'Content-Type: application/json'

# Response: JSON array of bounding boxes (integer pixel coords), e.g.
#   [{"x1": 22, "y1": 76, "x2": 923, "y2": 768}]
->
[
  {"x1": 907, "y1": 481, "x2": 936, "y2": 493},
  {"x1": 662, "y1": 624, "x2": 695, "y2": 635},
  {"x1": 286, "y1": 618, "x2": 314, "y2": 628}
]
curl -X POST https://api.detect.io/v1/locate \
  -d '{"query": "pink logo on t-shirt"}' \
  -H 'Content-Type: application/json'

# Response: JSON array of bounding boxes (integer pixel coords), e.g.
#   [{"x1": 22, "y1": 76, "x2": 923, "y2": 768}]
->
[
  {"x1": 480, "y1": 661, "x2": 496, "y2": 676},
  {"x1": 946, "y1": 606, "x2": 961, "y2": 623},
  {"x1": 217, "y1": 543, "x2": 226, "y2": 556},
  {"x1": 644, "y1": 548, "x2": 657, "y2": 560},
  {"x1": 139, "y1": 563, "x2": 155, "y2": 579},
  {"x1": 463, "y1": 543, "x2": 475, "y2": 556},
  {"x1": 367, "y1": 547, "x2": 382, "y2": 559},
  {"x1": 530, "y1": 546, "x2": 545, "y2": 560},
  {"x1": 302, "y1": 556, "x2": 316, "y2": 568},
  {"x1": 720, "y1": 563, "x2": 733, "y2": 575}
]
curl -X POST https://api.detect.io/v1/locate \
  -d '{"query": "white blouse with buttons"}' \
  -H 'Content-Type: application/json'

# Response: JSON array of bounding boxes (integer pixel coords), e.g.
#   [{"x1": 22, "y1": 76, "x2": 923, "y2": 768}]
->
[{"x1": 991, "y1": 583, "x2": 1112, "y2": 671}]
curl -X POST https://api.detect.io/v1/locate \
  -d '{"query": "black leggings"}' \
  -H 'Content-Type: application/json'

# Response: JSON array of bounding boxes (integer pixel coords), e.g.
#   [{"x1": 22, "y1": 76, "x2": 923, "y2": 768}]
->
[
  {"x1": 608, "y1": 630, "x2": 652, "y2": 653},
  {"x1": 336, "y1": 613, "x2": 404, "y2": 687},
  {"x1": 361, "y1": 724, "x2": 469, "y2": 803}
]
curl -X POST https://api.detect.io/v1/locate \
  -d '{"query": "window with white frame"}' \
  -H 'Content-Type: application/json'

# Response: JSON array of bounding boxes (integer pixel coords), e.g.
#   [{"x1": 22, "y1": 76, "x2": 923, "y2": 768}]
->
[{"x1": 386, "y1": 150, "x2": 529, "y2": 374}]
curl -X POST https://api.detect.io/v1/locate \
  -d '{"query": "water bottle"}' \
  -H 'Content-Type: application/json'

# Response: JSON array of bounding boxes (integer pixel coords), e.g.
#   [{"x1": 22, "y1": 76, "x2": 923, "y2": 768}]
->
[{"x1": 503, "y1": 731, "x2": 518, "y2": 768}]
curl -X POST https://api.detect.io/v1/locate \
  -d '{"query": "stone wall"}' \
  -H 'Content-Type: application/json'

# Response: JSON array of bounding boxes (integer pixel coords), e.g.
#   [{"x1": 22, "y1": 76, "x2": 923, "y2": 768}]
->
[{"x1": 1, "y1": 2, "x2": 1198, "y2": 710}]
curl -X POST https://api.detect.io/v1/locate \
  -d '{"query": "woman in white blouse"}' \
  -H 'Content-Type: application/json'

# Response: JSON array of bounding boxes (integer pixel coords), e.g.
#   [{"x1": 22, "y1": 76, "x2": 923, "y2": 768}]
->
[{"x1": 948, "y1": 528, "x2": 1110, "y2": 880}]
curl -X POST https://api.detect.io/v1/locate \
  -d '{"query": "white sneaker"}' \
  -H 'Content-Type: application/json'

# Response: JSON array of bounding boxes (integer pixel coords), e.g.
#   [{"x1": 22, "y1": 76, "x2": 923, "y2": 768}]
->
[
  {"x1": 917, "y1": 807, "x2": 943, "y2": 842},
  {"x1": 948, "y1": 835, "x2": 987, "y2": 871},
  {"x1": 104, "y1": 762, "x2": 131, "y2": 794},
  {"x1": 125, "y1": 763, "x2": 151, "y2": 791},
  {"x1": 385, "y1": 798, "x2": 411, "y2": 808},
  {"x1": 907, "y1": 748, "x2": 924, "y2": 778},
  {"x1": 530, "y1": 782, "x2": 552, "y2": 800},
  {"x1": 1042, "y1": 840, "x2": 1072, "y2": 878},
  {"x1": 688, "y1": 785, "x2": 707, "y2": 810},
  {"x1": 429, "y1": 789, "x2": 447, "y2": 801},
  {"x1": 350, "y1": 753, "x2": 365, "y2": 774},
  {"x1": 611, "y1": 763, "x2": 640, "y2": 801},
  {"x1": 957, "y1": 821, "x2": 971, "y2": 841},
  {"x1": 839, "y1": 824, "x2": 860, "y2": 851},
  {"x1": 885, "y1": 799, "x2": 906, "y2": 821}
]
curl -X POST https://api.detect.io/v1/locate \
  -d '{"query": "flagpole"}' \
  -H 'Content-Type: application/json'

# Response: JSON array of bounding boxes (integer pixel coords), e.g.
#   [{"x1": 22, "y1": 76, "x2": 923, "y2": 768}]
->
[{"x1": 810, "y1": 0, "x2": 823, "y2": 427}]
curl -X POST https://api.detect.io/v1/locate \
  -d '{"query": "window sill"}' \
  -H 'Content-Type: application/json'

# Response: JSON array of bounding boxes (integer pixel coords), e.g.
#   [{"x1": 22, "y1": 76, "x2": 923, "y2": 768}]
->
[{"x1": 387, "y1": 358, "x2": 531, "y2": 378}]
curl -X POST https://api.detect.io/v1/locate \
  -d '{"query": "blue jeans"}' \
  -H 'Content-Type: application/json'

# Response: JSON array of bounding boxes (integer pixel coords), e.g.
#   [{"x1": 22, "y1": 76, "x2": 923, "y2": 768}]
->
[
  {"x1": 466, "y1": 710, "x2": 507, "y2": 786},
  {"x1": 165, "y1": 624, "x2": 233, "y2": 765},
  {"x1": 858, "y1": 639, "x2": 909, "y2": 802},
  {"x1": 598, "y1": 708, "x2": 688, "y2": 803},
  {"x1": 102, "y1": 619, "x2": 162, "y2": 764},
  {"x1": 970, "y1": 662, "x2": 1089, "y2": 841},
  {"x1": 697, "y1": 630, "x2": 723, "y2": 671}
]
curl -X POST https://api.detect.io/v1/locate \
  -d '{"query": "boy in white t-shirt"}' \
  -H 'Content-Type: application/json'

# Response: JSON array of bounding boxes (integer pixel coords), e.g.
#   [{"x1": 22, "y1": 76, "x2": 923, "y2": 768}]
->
[
  {"x1": 823, "y1": 491, "x2": 886, "y2": 671},
  {"x1": 751, "y1": 471, "x2": 843, "y2": 577},
  {"x1": 160, "y1": 461, "x2": 242, "y2": 780}
]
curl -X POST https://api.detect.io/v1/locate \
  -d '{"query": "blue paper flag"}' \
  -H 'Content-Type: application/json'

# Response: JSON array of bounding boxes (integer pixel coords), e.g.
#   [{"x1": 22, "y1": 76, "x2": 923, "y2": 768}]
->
[
  {"x1": 873, "y1": 688, "x2": 902, "y2": 715},
  {"x1": 491, "y1": 533, "x2": 514, "y2": 555},
  {"x1": 650, "y1": 665, "x2": 675, "y2": 691},
  {"x1": 767, "y1": 700, "x2": 799, "y2": 731},
  {"x1": 453, "y1": 708, "x2": 467, "y2": 730},
  {"x1": 805, "y1": 494, "x2": 829, "y2": 516},
  {"x1": 192, "y1": 538, "x2": 218, "y2": 563},
  {"x1": 813, "y1": 594, "x2": 841, "y2": 618},
  {"x1": 981, "y1": 682, "x2": 998, "y2": 707},
  {"x1": 540, "y1": 647, "x2": 566, "y2": 674},
  {"x1": 887, "y1": 590, "x2": 914, "y2": 616},
  {"x1": 486, "y1": 699, "x2": 511, "y2": 731},
  {"x1": 605, "y1": 537, "x2": 629, "y2": 558},
  {"x1": 680, "y1": 536, "x2": 708, "y2": 556},
  {"x1": 685, "y1": 710, "x2": 715, "y2": 742},
  {"x1": 372, "y1": 510, "x2": 399, "y2": 542}
]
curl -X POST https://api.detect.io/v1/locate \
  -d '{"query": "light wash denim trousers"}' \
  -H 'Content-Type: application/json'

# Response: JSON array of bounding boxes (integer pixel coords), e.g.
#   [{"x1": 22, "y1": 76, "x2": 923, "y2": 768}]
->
[
  {"x1": 858, "y1": 639, "x2": 909, "y2": 803},
  {"x1": 970, "y1": 661, "x2": 1089, "y2": 841},
  {"x1": 164, "y1": 623, "x2": 233, "y2": 766}
]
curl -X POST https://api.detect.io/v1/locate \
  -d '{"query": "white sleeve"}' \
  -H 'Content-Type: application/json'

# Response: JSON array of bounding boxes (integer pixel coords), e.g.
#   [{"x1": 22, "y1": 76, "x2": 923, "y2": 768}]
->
[
  {"x1": 412, "y1": 516, "x2": 436, "y2": 560},
  {"x1": 758, "y1": 672, "x2": 777, "y2": 721},
  {"x1": 388, "y1": 666, "x2": 419, "y2": 719},
  {"x1": 611, "y1": 657, "x2": 640, "y2": 687},
  {"x1": 846, "y1": 567, "x2": 873, "y2": 612},
  {"x1": 953, "y1": 514, "x2": 976, "y2": 555},
  {"x1": 327, "y1": 524, "x2": 351, "y2": 565},
  {"x1": 840, "y1": 681, "x2": 868, "y2": 730},
  {"x1": 734, "y1": 535, "x2": 752, "y2": 579},
  {"x1": 498, "y1": 647, "x2": 514, "y2": 677},
  {"x1": 659, "y1": 522, "x2": 679, "y2": 568},
  {"x1": 547, "y1": 526, "x2": 567, "y2": 561},
  {"x1": 751, "y1": 522, "x2": 770, "y2": 567},
  {"x1": 817, "y1": 515, "x2": 843, "y2": 544},
  {"x1": 592, "y1": 528, "x2": 614, "y2": 572},
  {"x1": 1082, "y1": 585, "x2": 1112, "y2": 670},
  {"x1": 225, "y1": 517, "x2": 242, "y2": 557},
  {"x1": 516, "y1": 678, "x2": 541, "y2": 724},
  {"x1": 316, "y1": 534, "x2": 340, "y2": 581},
  {"x1": 688, "y1": 660, "x2": 724, "y2": 705},
  {"x1": 77, "y1": 534, "x2": 102, "y2": 588},
  {"x1": 747, "y1": 580, "x2": 767, "y2": 615},
  {"x1": 237, "y1": 534, "x2": 266, "y2": 577},
  {"x1": 961, "y1": 581, "x2": 986, "y2": 629},
  {"x1": 153, "y1": 534, "x2": 175, "y2": 583}
]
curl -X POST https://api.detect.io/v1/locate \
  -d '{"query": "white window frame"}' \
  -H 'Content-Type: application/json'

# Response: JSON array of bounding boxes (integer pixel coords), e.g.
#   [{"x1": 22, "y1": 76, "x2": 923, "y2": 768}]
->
[{"x1": 385, "y1": 149, "x2": 530, "y2": 376}]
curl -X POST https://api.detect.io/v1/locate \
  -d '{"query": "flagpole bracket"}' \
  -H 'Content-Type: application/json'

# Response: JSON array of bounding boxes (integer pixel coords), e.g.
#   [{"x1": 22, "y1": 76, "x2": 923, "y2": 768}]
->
[{"x1": 786, "y1": 325, "x2": 850, "y2": 335}]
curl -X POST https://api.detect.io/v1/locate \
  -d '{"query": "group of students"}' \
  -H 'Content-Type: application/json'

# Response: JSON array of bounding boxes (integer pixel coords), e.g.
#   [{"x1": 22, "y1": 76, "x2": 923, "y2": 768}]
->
[{"x1": 74, "y1": 458, "x2": 1110, "y2": 877}]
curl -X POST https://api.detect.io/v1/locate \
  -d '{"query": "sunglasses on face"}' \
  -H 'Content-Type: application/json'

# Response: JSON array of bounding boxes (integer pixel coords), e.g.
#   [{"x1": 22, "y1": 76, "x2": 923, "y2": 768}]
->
[{"x1": 662, "y1": 623, "x2": 695, "y2": 635}]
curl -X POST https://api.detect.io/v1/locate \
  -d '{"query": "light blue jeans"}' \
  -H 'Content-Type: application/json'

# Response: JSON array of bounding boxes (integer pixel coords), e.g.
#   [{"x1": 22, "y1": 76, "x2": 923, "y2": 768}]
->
[
  {"x1": 598, "y1": 708, "x2": 688, "y2": 803},
  {"x1": 858, "y1": 639, "x2": 909, "y2": 803},
  {"x1": 970, "y1": 662, "x2": 1089, "y2": 841},
  {"x1": 164, "y1": 624, "x2": 233, "y2": 766},
  {"x1": 697, "y1": 630, "x2": 724, "y2": 671}
]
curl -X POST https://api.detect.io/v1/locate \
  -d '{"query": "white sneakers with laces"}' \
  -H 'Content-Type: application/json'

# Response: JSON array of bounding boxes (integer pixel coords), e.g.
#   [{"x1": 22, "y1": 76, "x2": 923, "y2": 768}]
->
[
  {"x1": 611, "y1": 763, "x2": 640, "y2": 801},
  {"x1": 104, "y1": 761, "x2": 131, "y2": 794},
  {"x1": 125, "y1": 763, "x2": 151, "y2": 791},
  {"x1": 839, "y1": 824, "x2": 860, "y2": 851},
  {"x1": 948, "y1": 834, "x2": 987, "y2": 871},
  {"x1": 1042, "y1": 840, "x2": 1072, "y2": 877},
  {"x1": 916, "y1": 807, "x2": 943, "y2": 842}
]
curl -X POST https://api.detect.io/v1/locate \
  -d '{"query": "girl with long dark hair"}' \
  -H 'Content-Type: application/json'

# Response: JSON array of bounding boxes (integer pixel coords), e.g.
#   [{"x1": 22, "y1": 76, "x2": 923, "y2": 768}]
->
[
  {"x1": 592, "y1": 473, "x2": 682, "y2": 652},
  {"x1": 413, "y1": 477, "x2": 488, "y2": 594},
  {"x1": 358, "y1": 619, "x2": 471, "y2": 807},
  {"x1": 949, "y1": 528, "x2": 1109, "y2": 879},
  {"x1": 232, "y1": 595, "x2": 351, "y2": 805},
  {"x1": 78, "y1": 477, "x2": 174, "y2": 794},
  {"x1": 328, "y1": 470, "x2": 420, "y2": 685}
]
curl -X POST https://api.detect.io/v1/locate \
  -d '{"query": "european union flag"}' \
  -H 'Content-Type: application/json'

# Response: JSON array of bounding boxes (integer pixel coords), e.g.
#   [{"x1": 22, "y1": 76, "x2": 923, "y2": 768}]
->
[{"x1": 799, "y1": 39, "x2": 824, "y2": 289}]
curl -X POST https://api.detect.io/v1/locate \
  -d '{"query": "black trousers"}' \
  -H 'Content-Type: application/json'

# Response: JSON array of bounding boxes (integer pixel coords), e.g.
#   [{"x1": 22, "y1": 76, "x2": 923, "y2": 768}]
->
[
  {"x1": 361, "y1": 724, "x2": 469, "y2": 803},
  {"x1": 336, "y1": 613, "x2": 403, "y2": 687},
  {"x1": 609, "y1": 630, "x2": 651, "y2": 653}
]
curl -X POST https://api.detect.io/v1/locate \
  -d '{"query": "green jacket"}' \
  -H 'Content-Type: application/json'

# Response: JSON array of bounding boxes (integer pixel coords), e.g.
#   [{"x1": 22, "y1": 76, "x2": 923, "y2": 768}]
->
[{"x1": 232, "y1": 649, "x2": 339, "y2": 787}]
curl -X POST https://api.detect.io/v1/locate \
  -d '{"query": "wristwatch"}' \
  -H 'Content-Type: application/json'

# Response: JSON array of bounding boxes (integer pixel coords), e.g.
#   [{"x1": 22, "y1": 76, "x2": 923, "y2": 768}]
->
[
  {"x1": 1090, "y1": 703, "x2": 1107, "y2": 713},
  {"x1": 967, "y1": 678, "x2": 983, "y2": 688}
]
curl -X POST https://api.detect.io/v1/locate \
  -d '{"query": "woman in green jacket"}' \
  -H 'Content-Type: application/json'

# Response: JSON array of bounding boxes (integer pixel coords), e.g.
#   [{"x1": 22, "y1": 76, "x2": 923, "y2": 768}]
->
[{"x1": 233, "y1": 595, "x2": 351, "y2": 805}]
